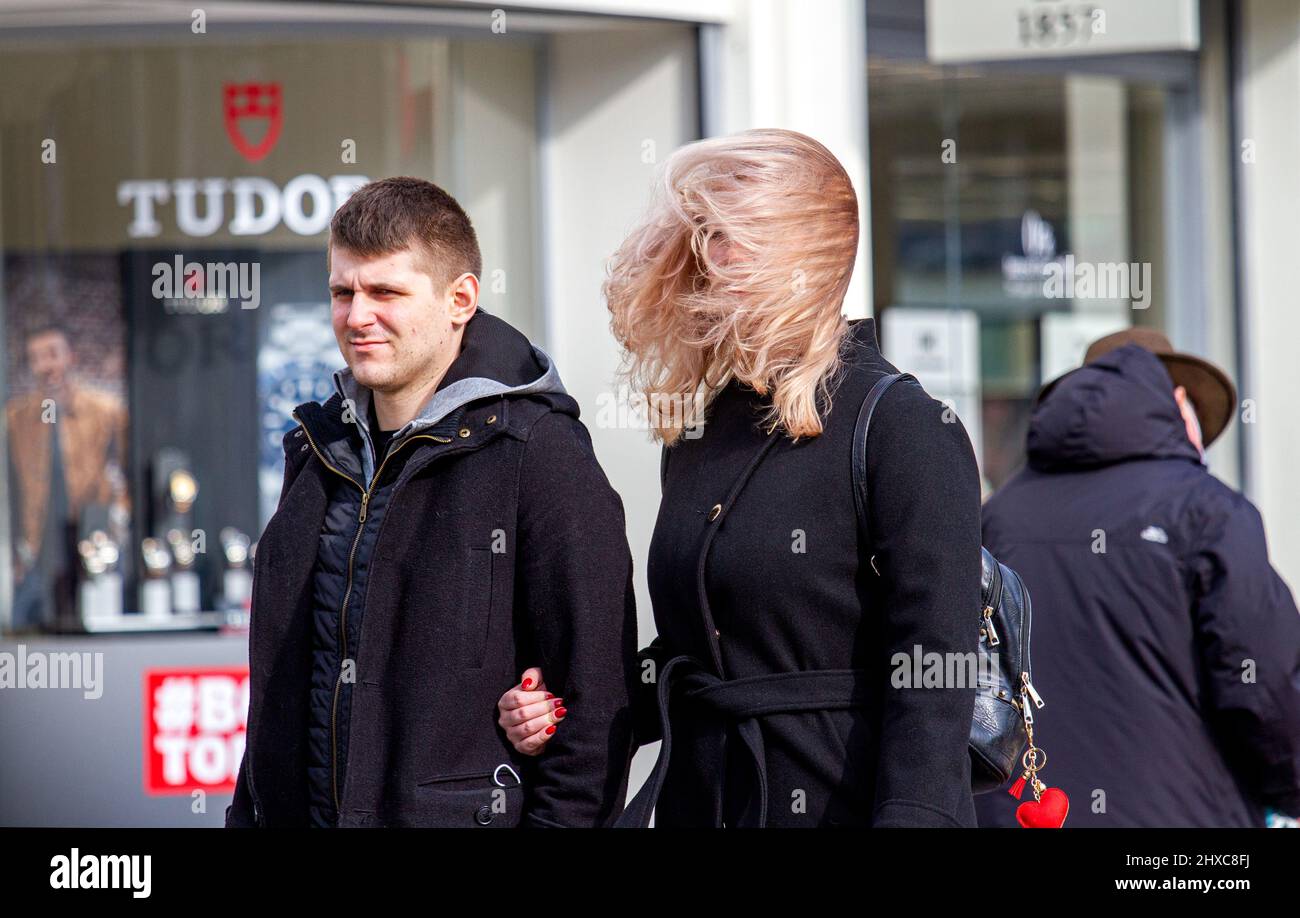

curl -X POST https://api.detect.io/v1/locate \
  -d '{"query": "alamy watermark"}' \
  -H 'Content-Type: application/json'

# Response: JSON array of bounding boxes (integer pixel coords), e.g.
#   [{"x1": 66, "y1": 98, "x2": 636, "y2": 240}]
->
[
  {"x1": 1043, "y1": 255, "x2": 1152, "y2": 310},
  {"x1": 0, "y1": 644, "x2": 104, "y2": 699},
  {"x1": 594, "y1": 385, "x2": 706, "y2": 439},
  {"x1": 50, "y1": 849, "x2": 150, "y2": 898},
  {"x1": 891, "y1": 644, "x2": 1002, "y2": 689},
  {"x1": 151, "y1": 255, "x2": 261, "y2": 311}
]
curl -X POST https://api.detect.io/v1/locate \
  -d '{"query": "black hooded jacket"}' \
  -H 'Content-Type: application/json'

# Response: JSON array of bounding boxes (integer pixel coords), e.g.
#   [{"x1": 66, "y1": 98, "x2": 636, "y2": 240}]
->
[
  {"x1": 974, "y1": 344, "x2": 1300, "y2": 827},
  {"x1": 226, "y1": 310, "x2": 638, "y2": 828}
]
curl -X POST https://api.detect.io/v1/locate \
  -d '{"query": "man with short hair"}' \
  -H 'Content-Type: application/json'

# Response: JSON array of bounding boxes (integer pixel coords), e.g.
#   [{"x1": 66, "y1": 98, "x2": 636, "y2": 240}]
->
[
  {"x1": 7, "y1": 325, "x2": 129, "y2": 630},
  {"x1": 975, "y1": 329, "x2": 1300, "y2": 827},
  {"x1": 226, "y1": 176, "x2": 637, "y2": 828}
]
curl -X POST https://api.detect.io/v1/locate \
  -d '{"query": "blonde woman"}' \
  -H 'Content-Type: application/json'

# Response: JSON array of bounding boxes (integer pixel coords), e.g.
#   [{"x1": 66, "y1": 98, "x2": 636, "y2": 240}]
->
[{"x1": 497, "y1": 129, "x2": 981, "y2": 827}]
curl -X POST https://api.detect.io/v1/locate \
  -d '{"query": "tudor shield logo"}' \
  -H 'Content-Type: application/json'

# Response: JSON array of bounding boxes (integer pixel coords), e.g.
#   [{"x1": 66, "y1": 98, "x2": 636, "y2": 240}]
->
[{"x1": 223, "y1": 82, "x2": 282, "y2": 162}]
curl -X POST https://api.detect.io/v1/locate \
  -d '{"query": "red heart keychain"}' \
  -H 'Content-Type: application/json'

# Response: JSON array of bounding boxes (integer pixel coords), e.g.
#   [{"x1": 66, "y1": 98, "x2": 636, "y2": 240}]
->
[
  {"x1": 1015, "y1": 786, "x2": 1069, "y2": 829},
  {"x1": 1006, "y1": 675, "x2": 1068, "y2": 827}
]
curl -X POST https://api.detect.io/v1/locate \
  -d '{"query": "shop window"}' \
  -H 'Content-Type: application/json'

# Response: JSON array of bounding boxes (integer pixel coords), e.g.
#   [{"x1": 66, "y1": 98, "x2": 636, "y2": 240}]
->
[
  {"x1": 1, "y1": 36, "x2": 541, "y2": 631},
  {"x1": 869, "y1": 59, "x2": 1173, "y2": 493}
]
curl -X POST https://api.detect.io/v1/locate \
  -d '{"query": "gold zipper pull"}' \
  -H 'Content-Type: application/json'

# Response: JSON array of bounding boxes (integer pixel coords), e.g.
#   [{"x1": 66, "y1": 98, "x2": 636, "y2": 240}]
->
[
  {"x1": 1020, "y1": 689, "x2": 1035, "y2": 728},
  {"x1": 359, "y1": 491, "x2": 369, "y2": 522},
  {"x1": 1023, "y1": 674, "x2": 1045, "y2": 709},
  {"x1": 982, "y1": 605, "x2": 1000, "y2": 646}
]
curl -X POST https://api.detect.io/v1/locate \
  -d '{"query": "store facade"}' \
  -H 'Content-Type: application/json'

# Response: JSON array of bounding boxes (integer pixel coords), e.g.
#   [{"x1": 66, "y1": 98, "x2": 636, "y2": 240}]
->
[
  {"x1": 866, "y1": 0, "x2": 1240, "y2": 494},
  {"x1": 2, "y1": 31, "x2": 547, "y2": 630},
  {"x1": 0, "y1": 4, "x2": 706, "y2": 631},
  {"x1": 0, "y1": 0, "x2": 703, "y2": 825},
  {"x1": 3, "y1": 0, "x2": 1297, "y2": 826},
  {"x1": 864, "y1": 0, "x2": 1300, "y2": 604}
]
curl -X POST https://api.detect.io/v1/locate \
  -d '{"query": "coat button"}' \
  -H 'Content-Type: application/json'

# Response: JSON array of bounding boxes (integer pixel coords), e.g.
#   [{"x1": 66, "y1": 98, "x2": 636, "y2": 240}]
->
[
  {"x1": 707, "y1": 503, "x2": 722, "y2": 522},
  {"x1": 475, "y1": 805, "x2": 493, "y2": 826},
  {"x1": 300, "y1": 444, "x2": 308, "y2": 452},
  {"x1": 486, "y1": 415, "x2": 497, "y2": 425},
  {"x1": 459, "y1": 428, "x2": 471, "y2": 438},
  {"x1": 294, "y1": 429, "x2": 303, "y2": 438}
]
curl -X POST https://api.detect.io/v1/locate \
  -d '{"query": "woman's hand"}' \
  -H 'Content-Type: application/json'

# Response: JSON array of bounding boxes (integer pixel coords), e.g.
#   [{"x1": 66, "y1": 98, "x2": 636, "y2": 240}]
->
[{"x1": 496, "y1": 667, "x2": 565, "y2": 756}]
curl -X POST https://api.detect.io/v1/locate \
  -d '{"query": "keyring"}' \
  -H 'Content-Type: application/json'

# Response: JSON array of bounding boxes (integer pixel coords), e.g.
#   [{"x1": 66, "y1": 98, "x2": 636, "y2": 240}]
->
[
  {"x1": 493, "y1": 763, "x2": 522, "y2": 788},
  {"x1": 1021, "y1": 746, "x2": 1046, "y2": 771}
]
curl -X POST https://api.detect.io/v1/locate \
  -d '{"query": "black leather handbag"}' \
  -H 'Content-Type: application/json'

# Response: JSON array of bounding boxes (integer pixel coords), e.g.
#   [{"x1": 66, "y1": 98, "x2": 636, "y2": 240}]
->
[{"x1": 852, "y1": 371, "x2": 1044, "y2": 794}]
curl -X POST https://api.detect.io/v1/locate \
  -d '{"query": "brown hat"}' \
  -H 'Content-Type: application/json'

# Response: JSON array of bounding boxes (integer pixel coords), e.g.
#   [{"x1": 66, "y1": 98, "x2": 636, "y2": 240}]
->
[{"x1": 1035, "y1": 327, "x2": 1237, "y2": 447}]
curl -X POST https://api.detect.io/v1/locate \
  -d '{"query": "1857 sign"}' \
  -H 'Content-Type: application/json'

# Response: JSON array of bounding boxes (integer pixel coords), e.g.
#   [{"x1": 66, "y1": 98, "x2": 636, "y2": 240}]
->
[{"x1": 926, "y1": 0, "x2": 1199, "y2": 63}]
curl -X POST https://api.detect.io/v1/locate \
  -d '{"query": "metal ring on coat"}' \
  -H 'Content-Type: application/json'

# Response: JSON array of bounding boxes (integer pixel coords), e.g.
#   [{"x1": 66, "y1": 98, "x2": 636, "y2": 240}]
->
[{"x1": 493, "y1": 764, "x2": 522, "y2": 788}]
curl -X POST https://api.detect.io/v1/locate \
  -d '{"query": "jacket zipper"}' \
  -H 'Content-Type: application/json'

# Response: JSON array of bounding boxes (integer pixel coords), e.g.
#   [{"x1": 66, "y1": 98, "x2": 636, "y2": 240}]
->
[{"x1": 292, "y1": 410, "x2": 452, "y2": 818}]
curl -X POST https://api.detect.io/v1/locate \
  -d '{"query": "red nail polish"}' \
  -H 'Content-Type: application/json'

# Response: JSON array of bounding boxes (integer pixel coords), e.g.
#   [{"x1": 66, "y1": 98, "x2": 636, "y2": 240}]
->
[
  {"x1": 552, "y1": 699, "x2": 563, "y2": 709},
  {"x1": 555, "y1": 707, "x2": 567, "y2": 718},
  {"x1": 545, "y1": 725, "x2": 556, "y2": 735},
  {"x1": 545, "y1": 693, "x2": 554, "y2": 699},
  {"x1": 521, "y1": 679, "x2": 533, "y2": 690}
]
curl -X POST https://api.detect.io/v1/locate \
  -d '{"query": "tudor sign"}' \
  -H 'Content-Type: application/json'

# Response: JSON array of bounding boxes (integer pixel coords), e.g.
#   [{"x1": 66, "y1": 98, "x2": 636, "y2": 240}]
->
[
  {"x1": 117, "y1": 174, "x2": 370, "y2": 238},
  {"x1": 224, "y1": 82, "x2": 282, "y2": 163},
  {"x1": 116, "y1": 80, "x2": 369, "y2": 238}
]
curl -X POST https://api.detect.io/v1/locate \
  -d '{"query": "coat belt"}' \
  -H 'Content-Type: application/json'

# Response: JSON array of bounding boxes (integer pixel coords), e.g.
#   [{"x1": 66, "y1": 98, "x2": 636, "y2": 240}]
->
[{"x1": 616, "y1": 654, "x2": 873, "y2": 827}]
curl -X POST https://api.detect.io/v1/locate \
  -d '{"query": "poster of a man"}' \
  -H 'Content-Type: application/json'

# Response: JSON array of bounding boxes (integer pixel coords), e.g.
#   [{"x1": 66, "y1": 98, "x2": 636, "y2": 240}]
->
[{"x1": 7, "y1": 323, "x2": 129, "y2": 630}]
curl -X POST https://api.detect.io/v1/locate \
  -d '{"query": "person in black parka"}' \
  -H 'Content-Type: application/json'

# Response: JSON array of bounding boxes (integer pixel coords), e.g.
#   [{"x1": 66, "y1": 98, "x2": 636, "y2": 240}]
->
[
  {"x1": 974, "y1": 329, "x2": 1300, "y2": 828},
  {"x1": 225, "y1": 178, "x2": 637, "y2": 828},
  {"x1": 497, "y1": 129, "x2": 982, "y2": 827}
]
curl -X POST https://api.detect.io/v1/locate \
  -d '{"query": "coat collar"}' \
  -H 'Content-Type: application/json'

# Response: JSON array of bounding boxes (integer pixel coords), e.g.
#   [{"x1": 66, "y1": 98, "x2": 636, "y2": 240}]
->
[
  {"x1": 291, "y1": 394, "x2": 470, "y2": 488},
  {"x1": 299, "y1": 310, "x2": 573, "y2": 487},
  {"x1": 841, "y1": 317, "x2": 881, "y2": 361}
]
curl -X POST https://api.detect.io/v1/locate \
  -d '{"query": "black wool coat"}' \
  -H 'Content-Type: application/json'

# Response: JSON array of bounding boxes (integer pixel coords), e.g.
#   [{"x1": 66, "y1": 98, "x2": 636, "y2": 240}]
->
[
  {"x1": 633, "y1": 318, "x2": 982, "y2": 827},
  {"x1": 225, "y1": 311, "x2": 638, "y2": 828},
  {"x1": 974, "y1": 344, "x2": 1300, "y2": 828}
]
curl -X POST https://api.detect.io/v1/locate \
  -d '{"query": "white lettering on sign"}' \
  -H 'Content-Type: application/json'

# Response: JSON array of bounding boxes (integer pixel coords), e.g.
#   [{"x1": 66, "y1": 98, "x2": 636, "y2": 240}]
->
[
  {"x1": 117, "y1": 174, "x2": 370, "y2": 238},
  {"x1": 146, "y1": 669, "x2": 250, "y2": 794}
]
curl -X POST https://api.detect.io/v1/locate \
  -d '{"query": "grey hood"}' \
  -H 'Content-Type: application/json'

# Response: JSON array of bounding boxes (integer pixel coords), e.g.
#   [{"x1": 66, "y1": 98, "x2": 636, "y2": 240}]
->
[{"x1": 331, "y1": 310, "x2": 574, "y2": 486}]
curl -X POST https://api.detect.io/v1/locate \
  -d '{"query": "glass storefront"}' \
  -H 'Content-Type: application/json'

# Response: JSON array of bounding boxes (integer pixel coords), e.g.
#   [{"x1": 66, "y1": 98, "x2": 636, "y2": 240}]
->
[
  {"x1": 1, "y1": 32, "x2": 542, "y2": 630},
  {"x1": 866, "y1": 7, "x2": 1230, "y2": 494},
  {"x1": 0, "y1": 3, "x2": 701, "y2": 827}
]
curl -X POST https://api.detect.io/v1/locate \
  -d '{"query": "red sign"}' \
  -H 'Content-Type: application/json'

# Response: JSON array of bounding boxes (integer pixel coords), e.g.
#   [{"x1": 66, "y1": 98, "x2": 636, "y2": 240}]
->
[
  {"x1": 143, "y1": 666, "x2": 249, "y2": 796},
  {"x1": 223, "y1": 82, "x2": 282, "y2": 162}
]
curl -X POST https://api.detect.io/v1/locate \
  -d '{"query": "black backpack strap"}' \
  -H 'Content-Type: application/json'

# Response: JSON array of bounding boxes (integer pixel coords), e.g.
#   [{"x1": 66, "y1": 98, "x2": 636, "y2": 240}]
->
[{"x1": 851, "y1": 372, "x2": 918, "y2": 552}]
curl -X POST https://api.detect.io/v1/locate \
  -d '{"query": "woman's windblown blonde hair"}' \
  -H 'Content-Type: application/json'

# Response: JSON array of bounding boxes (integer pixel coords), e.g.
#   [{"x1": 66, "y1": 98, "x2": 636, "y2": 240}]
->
[{"x1": 605, "y1": 128, "x2": 860, "y2": 445}]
